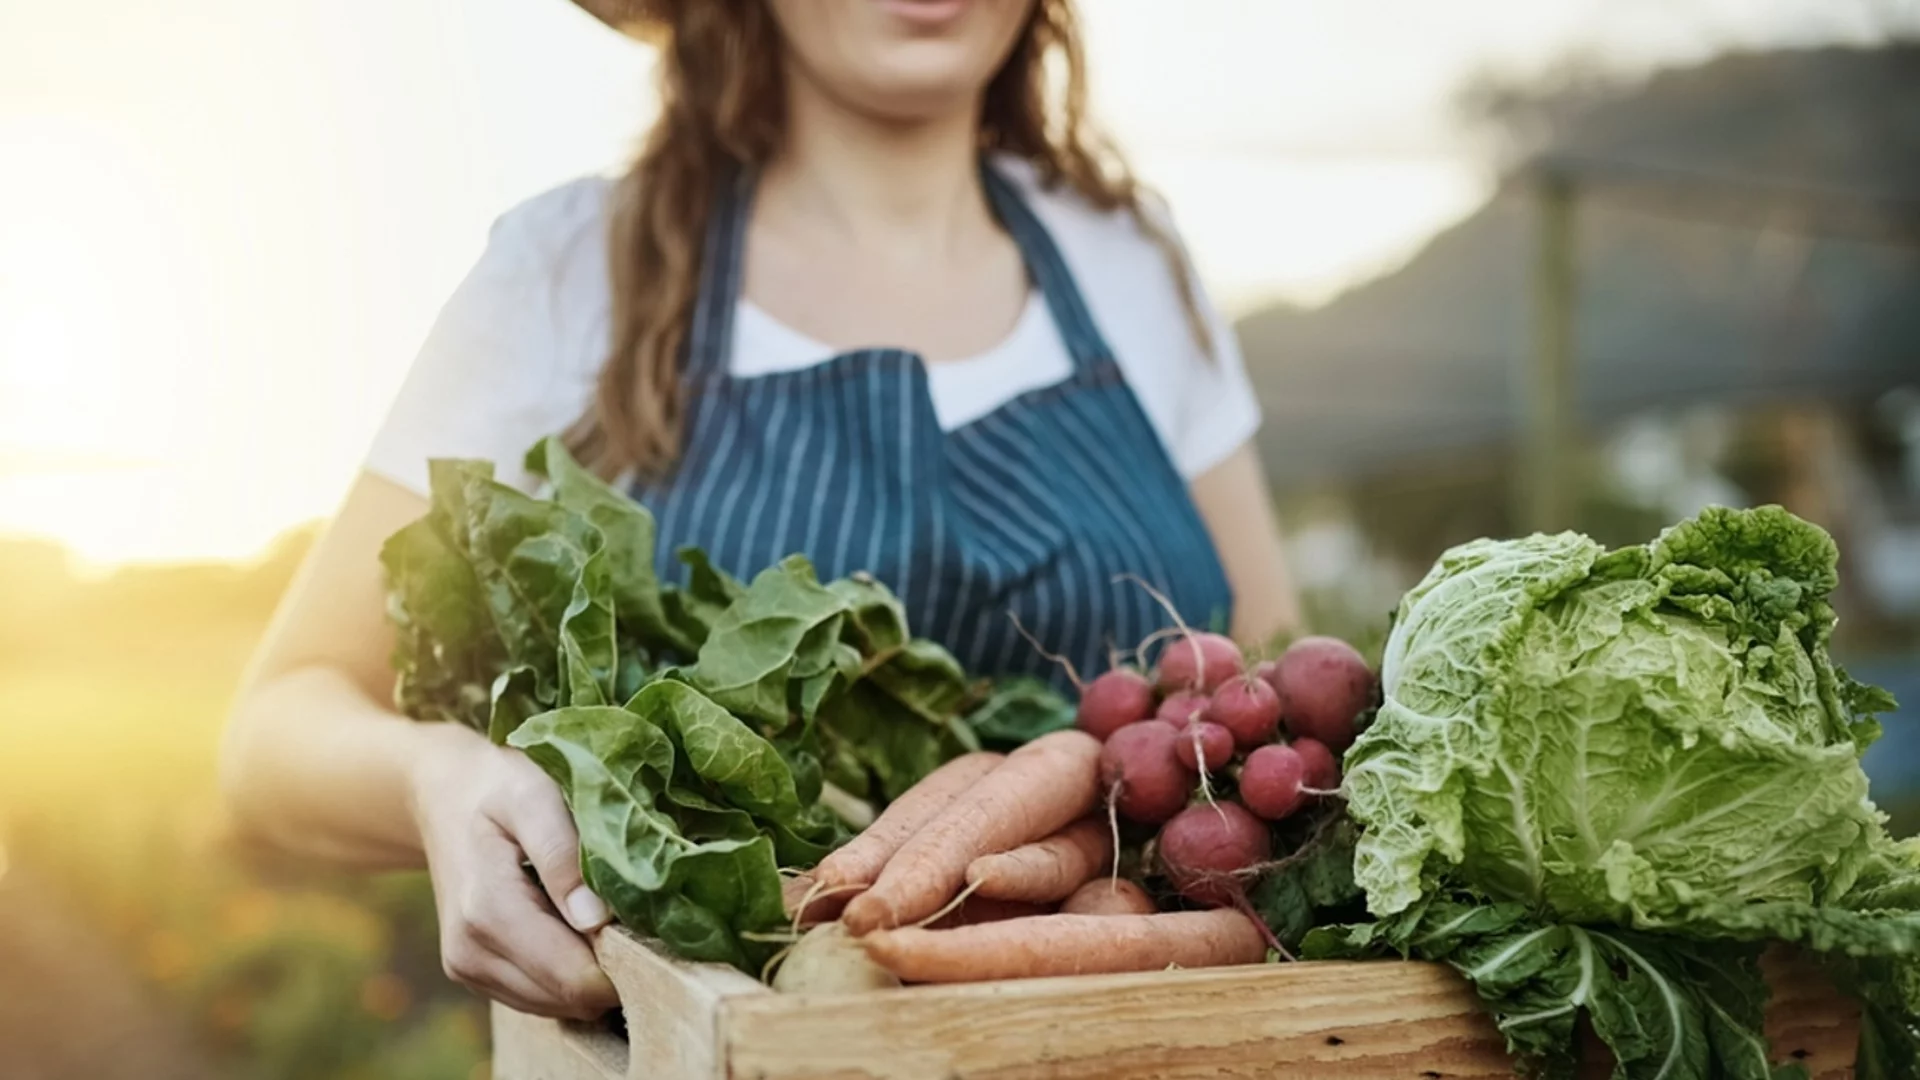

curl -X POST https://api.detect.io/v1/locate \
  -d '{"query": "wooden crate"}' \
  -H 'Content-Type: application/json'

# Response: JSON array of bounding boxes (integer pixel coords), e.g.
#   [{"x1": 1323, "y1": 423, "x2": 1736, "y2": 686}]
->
[{"x1": 490, "y1": 927, "x2": 1860, "y2": 1080}]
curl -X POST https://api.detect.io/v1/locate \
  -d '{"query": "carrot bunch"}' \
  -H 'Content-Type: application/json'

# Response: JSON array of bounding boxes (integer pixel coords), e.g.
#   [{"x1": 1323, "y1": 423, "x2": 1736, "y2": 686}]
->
[{"x1": 776, "y1": 730, "x2": 1266, "y2": 985}]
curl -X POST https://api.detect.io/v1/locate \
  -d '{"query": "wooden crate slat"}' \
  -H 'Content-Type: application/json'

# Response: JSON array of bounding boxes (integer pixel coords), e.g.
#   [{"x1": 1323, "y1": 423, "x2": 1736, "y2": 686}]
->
[
  {"x1": 490, "y1": 928, "x2": 1864, "y2": 1080},
  {"x1": 596, "y1": 930, "x2": 767, "y2": 1080},
  {"x1": 720, "y1": 960, "x2": 1517, "y2": 1080},
  {"x1": 491, "y1": 1003, "x2": 629, "y2": 1080}
]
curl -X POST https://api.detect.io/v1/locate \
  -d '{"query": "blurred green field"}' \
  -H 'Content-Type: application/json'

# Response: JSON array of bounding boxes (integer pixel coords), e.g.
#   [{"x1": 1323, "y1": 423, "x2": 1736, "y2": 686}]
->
[{"x1": 0, "y1": 533, "x2": 490, "y2": 1080}]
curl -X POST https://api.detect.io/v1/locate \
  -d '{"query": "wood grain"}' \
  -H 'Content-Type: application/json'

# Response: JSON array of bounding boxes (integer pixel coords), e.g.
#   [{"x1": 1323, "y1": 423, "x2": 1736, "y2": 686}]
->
[
  {"x1": 597, "y1": 929, "x2": 765, "y2": 1080},
  {"x1": 722, "y1": 960, "x2": 1518, "y2": 1080},
  {"x1": 490, "y1": 931, "x2": 1864, "y2": 1080},
  {"x1": 490, "y1": 1003, "x2": 628, "y2": 1080}
]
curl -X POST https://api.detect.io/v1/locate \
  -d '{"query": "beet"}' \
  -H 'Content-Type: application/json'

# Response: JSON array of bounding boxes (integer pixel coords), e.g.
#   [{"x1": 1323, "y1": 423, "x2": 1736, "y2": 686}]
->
[
  {"x1": 1076, "y1": 668, "x2": 1155, "y2": 741},
  {"x1": 1154, "y1": 632, "x2": 1243, "y2": 694}
]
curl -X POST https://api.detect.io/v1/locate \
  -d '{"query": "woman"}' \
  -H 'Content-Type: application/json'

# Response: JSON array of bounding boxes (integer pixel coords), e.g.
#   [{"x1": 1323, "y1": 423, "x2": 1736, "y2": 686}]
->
[{"x1": 221, "y1": 0, "x2": 1300, "y2": 1022}]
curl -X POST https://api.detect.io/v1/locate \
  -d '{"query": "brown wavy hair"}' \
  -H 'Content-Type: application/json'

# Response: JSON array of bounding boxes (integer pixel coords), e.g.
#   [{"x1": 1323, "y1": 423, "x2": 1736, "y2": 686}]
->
[{"x1": 565, "y1": 0, "x2": 1210, "y2": 481}]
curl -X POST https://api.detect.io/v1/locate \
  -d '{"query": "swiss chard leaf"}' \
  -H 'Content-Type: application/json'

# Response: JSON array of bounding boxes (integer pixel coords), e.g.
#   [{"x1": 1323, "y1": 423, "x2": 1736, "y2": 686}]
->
[
  {"x1": 690, "y1": 557, "x2": 849, "y2": 728},
  {"x1": 865, "y1": 638, "x2": 971, "y2": 726},
  {"x1": 816, "y1": 680, "x2": 956, "y2": 801},
  {"x1": 627, "y1": 681, "x2": 811, "y2": 829},
  {"x1": 658, "y1": 548, "x2": 747, "y2": 658},
  {"x1": 383, "y1": 458, "x2": 604, "y2": 732},
  {"x1": 525, "y1": 437, "x2": 674, "y2": 653},
  {"x1": 961, "y1": 676, "x2": 1076, "y2": 750},
  {"x1": 507, "y1": 699, "x2": 808, "y2": 970}
]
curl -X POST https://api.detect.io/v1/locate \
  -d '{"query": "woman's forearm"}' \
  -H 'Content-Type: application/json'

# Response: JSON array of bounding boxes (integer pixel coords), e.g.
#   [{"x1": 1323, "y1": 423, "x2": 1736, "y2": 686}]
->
[{"x1": 218, "y1": 665, "x2": 476, "y2": 869}]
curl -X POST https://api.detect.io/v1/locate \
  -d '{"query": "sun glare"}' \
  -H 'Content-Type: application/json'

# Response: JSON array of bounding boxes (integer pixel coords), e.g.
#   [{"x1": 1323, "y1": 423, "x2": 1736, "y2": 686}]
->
[{"x1": 0, "y1": 114, "x2": 277, "y2": 567}]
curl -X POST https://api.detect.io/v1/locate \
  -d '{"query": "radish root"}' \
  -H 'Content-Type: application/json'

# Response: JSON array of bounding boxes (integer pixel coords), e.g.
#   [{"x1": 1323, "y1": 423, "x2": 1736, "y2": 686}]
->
[
  {"x1": 789, "y1": 880, "x2": 869, "y2": 935},
  {"x1": 1115, "y1": 574, "x2": 1206, "y2": 685},
  {"x1": 1128, "y1": 627, "x2": 1183, "y2": 666},
  {"x1": 1007, "y1": 609, "x2": 1083, "y2": 690},
  {"x1": 909, "y1": 879, "x2": 983, "y2": 930},
  {"x1": 760, "y1": 941, "x2": 798, "y2": 983},
  {"x1": 1190, "y1": 725, "x2": 1219, "y2": 809}
]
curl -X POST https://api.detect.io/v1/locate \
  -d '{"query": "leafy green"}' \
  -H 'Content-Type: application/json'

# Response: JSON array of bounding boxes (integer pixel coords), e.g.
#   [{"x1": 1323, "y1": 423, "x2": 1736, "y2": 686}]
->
[
  {"x1": 1249, "y1": 810, "x2": 1366, "y2": 950},
  {"x1": 381, "y1": 437, "x2": 1014, "y2": 971},
  {"x1": 1305, "y1": 897, "x2": 1802, "y2": 1080},
  {"x1": 960, "y1": 676, "x2": 1077, "y2": 750},
  {"x1": 1331, "y1": 505, "x2": 1912, "y2": 1075},
  {"x1": 1348, "y1": 507, "x2": 1888, "y2": 928}
]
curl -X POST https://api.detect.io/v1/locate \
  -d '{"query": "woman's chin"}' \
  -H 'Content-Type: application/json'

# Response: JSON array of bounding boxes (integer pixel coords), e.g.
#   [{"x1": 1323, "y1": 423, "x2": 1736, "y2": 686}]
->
[{"x1": 838, "y1": 54, "x2": 998, "y2": 121}]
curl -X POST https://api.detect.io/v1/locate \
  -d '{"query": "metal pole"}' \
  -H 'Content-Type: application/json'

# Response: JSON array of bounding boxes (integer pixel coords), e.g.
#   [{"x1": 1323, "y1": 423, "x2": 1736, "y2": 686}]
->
[{"x1": 1520, "y1": 165, "x2": 1578, "y2": 534}]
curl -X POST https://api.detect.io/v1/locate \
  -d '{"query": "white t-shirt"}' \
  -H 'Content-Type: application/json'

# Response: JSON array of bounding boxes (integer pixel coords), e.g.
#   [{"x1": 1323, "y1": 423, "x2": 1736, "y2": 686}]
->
[{"x1": 366, "y1": 157, "x2": 1261, "y2": 497}]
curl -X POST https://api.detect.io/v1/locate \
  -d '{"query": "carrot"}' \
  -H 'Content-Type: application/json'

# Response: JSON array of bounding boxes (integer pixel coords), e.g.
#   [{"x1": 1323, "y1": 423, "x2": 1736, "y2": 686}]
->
[
  {"x1": 795, "y1": 752, "x2": 1005, "y2": 922},
  {"x1": 926, "y1": 896, "x2": 1056, "y2": 929},
  {"x1": 841, "y1": 730, "x2": 1103, "y2": 935},
  {"x1": 1060, "y1": 877, "x2": 1157, "y2": 916},
  {"x1": 965, "y1": 817, "x2": 1111, "y2": 903},
  {"x1": 859, "y1": 909, "x2": 1268, "y2": 983}
]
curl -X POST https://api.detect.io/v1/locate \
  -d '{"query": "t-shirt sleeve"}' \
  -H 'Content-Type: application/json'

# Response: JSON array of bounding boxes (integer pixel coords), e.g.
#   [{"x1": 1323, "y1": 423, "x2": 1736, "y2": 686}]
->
[
  {"x1": 1149, "y1": 198, "x2": 1263, "y2": 480},
  {"x1": 364, "y1": 180, "x2": 609, "y2": 497}
]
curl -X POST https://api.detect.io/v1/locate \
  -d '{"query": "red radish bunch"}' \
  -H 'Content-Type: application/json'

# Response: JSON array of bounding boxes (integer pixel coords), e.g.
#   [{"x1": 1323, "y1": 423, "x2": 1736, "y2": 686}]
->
[{"x1": 1075, "y1": 630, "x2": 1371, "y2": 823}]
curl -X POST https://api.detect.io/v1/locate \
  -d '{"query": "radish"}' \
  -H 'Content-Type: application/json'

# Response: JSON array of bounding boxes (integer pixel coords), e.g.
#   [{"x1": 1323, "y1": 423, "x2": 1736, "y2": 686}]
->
[
  {"x1": 1239, "y1": 744, "x2": 1309, "y2": 821},
  {"x1": 1206, "y1": 675, "x2": 1282, "y2": 750},
  {"x1": 1155, "y1": 689, "x2": 1207, "y2": 729},
  {"x1": 1291, "y1": 737, "x2": 1339, "y2": 793},
  {"x1": 1076, "y1": 668, "x2": 1155, "y2": 741},
  {"x1": 1156, "y1": 801, "x2": 1271, "y2": 909},
  {"x1": 1155, "y1": 631, "x2": 1243, "y2": 694},
  {"x1": 1272, "y1": 636, "x2": 1374, "y2": 752},
  {"x1": 1174, "y1": 721, "x2": 1235, "y2": 773},
  {"x1": 1099, "y1": 720, "x2": 1195, "y2": 824}
]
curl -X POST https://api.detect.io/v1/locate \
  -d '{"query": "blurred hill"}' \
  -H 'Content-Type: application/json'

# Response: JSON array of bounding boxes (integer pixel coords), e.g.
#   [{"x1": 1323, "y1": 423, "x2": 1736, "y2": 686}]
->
[{"x1": 1237, "y1": 44, "x2": 1920, "y2": 490}]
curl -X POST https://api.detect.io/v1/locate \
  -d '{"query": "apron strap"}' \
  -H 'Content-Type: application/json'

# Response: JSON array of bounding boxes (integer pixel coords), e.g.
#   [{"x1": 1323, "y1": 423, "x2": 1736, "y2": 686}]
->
[
  {"x1": 684, "y1": 167, "x2": 755, "y2": 380},
  {"x1": 981, "y1": 162, "x2": 1115, "y2": 375}
]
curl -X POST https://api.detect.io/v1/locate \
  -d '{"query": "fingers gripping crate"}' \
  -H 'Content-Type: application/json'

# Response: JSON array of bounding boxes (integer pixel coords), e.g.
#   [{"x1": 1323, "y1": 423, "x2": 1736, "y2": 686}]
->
[{"x1": 490, "y1": 926, "x2": 1860, "y2": 1080}]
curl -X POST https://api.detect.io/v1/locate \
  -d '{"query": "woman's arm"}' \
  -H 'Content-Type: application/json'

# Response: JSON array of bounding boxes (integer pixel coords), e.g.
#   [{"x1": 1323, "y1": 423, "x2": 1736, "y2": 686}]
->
[
  {"x1": 1189, "y1": 441, "x2": 1304, "y2": 647},
  {"x1": 221, "y1": 472, "x2": 445, "y2": 866},
  {"x1": 219, "y1": 471, "x2": 619, "y2": 1019}
]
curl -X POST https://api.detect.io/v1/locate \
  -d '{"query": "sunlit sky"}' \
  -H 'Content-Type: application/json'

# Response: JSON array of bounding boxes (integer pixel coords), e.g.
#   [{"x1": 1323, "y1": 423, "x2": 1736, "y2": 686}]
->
[{"x1": 0, "y1": 0, "x2": 1898, "y2": 566}]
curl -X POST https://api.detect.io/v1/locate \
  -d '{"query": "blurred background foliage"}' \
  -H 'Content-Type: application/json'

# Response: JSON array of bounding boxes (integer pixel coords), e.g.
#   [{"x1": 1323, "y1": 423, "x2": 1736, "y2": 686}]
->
[{"x1": 0, "y1": 528, "x2": 491, "y2": 1080}]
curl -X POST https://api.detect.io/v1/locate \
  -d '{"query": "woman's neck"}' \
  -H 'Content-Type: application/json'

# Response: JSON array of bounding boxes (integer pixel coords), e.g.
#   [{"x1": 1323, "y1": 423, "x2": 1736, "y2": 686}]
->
[{"x1": 756, "y1": 70, "x2": 991, "y2": 261}]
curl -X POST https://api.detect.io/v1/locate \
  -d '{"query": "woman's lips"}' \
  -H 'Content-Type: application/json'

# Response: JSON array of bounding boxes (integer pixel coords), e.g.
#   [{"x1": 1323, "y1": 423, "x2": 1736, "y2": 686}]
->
[{"x1": 877, "y1": 0, "x2": 970, "y2": 30}]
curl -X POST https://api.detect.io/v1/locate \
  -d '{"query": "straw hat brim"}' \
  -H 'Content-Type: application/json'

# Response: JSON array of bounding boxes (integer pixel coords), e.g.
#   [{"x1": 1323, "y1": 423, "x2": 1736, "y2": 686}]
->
[{"x1": 570, "y1": 0, "x2": 668, "y2": 41}]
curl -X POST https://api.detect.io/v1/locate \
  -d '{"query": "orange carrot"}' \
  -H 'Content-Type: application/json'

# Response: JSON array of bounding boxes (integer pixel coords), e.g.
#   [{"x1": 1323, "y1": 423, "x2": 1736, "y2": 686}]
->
[
  {"x1": 795, "y1": 752, "x2": 1005, "y2": 922},
  {"x1": 1060, "y1": 877, "x2": 1157, "y2": 916},
  {"x1": 965, "y1": 817, "x2": 1111, "y2": 903},
  {"x1": 926, "y1": 896, "x2": 1056, "y2": 929},
  {"x1": 859, "y1": 909, "x2": 1267, "y2": 983},
  {"x1": 841, "y1": 730, "x2": 1103, "y2": 935}
]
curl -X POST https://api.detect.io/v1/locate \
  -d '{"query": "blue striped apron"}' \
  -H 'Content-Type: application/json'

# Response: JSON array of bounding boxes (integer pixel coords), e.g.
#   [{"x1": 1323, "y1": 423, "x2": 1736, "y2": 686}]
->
[{"x1": 632, "y1": 161, "x2": 1234, "y2": 690}]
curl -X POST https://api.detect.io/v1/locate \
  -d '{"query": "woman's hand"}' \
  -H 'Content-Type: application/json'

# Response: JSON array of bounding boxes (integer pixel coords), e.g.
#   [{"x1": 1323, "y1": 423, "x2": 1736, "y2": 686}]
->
[{"x1": 409, "y1": 726, "x2": 621, "y2": 1020}]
